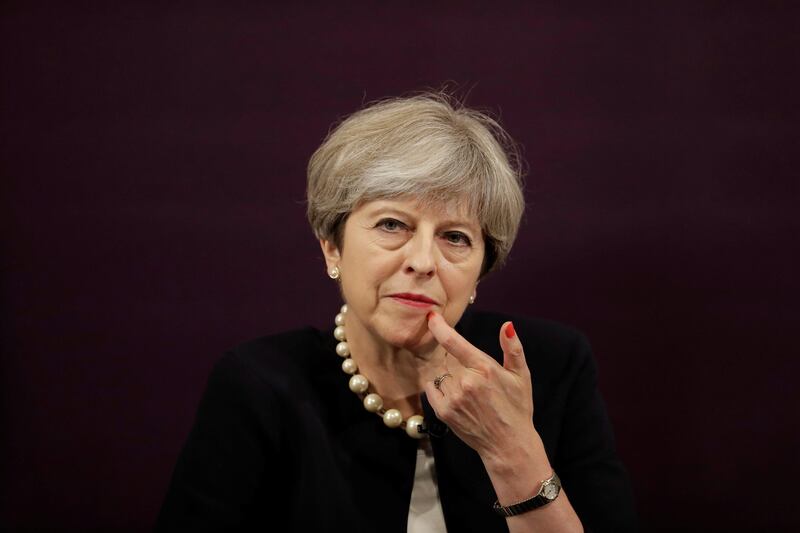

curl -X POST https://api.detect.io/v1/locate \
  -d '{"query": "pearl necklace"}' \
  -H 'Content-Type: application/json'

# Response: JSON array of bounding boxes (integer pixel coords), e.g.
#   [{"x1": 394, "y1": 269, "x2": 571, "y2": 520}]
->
[{"x1": 333, "y1": 304, "x2": 427, "y2": 439}]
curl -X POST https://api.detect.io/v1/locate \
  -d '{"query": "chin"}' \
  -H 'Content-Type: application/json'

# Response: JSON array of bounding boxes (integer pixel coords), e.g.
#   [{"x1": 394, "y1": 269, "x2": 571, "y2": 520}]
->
[{"x1": 378, "y1": 320, "x2": 433, "y2": 351}]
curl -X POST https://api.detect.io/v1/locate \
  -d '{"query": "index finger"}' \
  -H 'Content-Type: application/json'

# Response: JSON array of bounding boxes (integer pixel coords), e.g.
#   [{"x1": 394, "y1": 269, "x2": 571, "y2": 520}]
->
[{"x1": 427, "y1": 311, "x2": 491, "y2": 369}]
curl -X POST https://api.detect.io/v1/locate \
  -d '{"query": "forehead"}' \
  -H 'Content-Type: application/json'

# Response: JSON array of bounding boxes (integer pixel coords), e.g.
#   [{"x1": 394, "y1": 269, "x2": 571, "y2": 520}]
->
[{"x1": 355, "y1": 197, "x2": 481, "y2": 227}]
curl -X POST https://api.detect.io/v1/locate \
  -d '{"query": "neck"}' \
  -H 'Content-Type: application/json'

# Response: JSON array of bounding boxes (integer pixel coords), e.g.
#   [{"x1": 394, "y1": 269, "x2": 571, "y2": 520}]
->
[{"x1": 344, "y1": 318, "x2": 445, "y2": 417}]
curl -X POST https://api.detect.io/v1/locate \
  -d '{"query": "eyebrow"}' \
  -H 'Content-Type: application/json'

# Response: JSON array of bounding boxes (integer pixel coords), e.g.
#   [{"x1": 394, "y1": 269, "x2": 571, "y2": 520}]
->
[{"x1": 365, "y1": 206, "x2": 480, "y2": 231}]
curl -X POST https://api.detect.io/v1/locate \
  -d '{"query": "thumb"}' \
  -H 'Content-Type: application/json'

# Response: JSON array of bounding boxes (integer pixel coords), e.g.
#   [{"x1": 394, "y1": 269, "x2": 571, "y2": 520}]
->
[{"x1": 500, "y1": 321, "x2": 528, "y2": 373}]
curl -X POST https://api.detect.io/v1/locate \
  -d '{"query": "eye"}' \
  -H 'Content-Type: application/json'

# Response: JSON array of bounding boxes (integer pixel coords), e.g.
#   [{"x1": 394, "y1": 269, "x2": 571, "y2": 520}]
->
[
  {"x1": 375, "y1": 218, "x2": 407, "y2": 232},
  {"x1": 443, "y1": 231, "x2": 472, "y2": 247}
]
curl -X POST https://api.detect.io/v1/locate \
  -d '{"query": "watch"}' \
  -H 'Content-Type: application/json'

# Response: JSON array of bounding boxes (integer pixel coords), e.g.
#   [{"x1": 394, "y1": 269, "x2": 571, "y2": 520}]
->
[{"x1": 492, "y1": 472, "x2": 561, "y2": 517}]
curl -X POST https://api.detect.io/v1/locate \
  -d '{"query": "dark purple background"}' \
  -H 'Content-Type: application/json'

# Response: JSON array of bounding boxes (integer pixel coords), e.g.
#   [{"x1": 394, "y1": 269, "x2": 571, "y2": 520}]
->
[{"x1": 2, "y1": 3, "x2": 798, "y2": 531}]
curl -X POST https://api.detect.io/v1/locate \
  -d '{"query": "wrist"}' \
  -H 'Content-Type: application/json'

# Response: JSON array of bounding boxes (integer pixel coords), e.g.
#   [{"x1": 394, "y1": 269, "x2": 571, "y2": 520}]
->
[
  {"x1": 481, "y1": 427, "x2": 547, "y2": 472},
  {"x1": 493, "y1": 471, "x2": 562, "y2": 517},
  {"x1": 481, "y1": 430, "x2": 554, "y2": 503}
]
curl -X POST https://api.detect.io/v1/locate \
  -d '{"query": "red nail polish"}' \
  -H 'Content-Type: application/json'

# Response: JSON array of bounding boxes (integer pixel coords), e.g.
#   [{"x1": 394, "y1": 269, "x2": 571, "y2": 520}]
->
[
  {"x1": 427, "y1": 311, "x2": 434, "y2": 320},
  {"x1": 505, "y1": 322, "x2": 516, "y2": 338}
]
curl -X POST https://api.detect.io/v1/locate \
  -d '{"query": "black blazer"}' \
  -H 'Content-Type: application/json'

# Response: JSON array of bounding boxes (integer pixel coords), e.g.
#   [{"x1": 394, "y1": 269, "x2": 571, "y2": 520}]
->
[{"x1": 156, "y1": 310, "x2": 637, "y2": 532}]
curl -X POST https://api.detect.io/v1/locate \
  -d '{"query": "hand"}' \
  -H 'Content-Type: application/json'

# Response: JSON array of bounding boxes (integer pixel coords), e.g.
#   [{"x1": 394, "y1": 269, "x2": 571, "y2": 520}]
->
[{"x1": 424, "y1": 312, "x2": 538, "y2": 465}]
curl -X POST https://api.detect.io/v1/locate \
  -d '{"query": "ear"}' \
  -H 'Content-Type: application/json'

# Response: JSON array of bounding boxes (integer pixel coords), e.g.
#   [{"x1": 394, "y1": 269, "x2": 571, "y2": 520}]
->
[{"x1": 319, "y1": 238, "x2": 341, "y2": 272}]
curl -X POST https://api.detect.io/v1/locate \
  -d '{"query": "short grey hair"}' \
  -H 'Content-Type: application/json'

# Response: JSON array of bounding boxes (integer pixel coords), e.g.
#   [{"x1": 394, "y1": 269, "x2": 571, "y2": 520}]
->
[{"x1": 306, "y1": 92, "x2": 525, "y2": 275}]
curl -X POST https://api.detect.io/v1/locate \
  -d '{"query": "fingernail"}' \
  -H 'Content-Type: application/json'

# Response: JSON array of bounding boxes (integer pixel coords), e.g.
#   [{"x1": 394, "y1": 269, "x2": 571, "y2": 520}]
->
[
  {"x1": 427, "y1": 311, "x2": 434, "y2": 321},
  {"x1": 505, "y1": 322, "x2": 516, "y2": 338}
]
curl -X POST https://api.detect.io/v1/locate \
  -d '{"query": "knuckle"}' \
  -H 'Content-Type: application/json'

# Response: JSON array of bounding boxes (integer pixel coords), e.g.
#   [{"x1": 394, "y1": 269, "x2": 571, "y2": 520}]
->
[
  {"x1": 507, "y1": 344, "x2": 525, "y2": 359},
  {"x1": 448, "y1": 392, "x2": 465, "y2": 410},
  {"x1": 460, "y1": 375, "x2": 482, "y2": 395},
  {"x1": 460, "y1": 379, "x2": 475, "y2": 395},
  {"x1": 441, "y1": 333, "x2": 460, "y2": 353}
]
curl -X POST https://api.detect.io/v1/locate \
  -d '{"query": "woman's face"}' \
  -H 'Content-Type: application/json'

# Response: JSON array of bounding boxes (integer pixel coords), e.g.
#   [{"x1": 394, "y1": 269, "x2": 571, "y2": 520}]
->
[{"x1": 321, "y1": 197, "x2": 484, "y2": 351}]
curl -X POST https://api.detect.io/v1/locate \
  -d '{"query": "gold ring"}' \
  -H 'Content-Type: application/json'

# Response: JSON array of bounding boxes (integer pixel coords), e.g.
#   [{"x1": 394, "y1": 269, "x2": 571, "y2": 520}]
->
[{"x1": 433, "y1": 373, "x2": 453, "y2": 391}]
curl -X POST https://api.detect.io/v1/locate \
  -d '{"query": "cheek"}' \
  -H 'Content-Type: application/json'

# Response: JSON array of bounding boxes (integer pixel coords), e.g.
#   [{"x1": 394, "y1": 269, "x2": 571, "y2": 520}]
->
[
  {"x1": 371, "y1": 260, "x2": 405, "y2": 292},
  {"x1": 342, "y1": 255, "x2": 401, "y2": 298},
  {"x1": 440, "y1": 262, "x2": 480, "y2": 292}
]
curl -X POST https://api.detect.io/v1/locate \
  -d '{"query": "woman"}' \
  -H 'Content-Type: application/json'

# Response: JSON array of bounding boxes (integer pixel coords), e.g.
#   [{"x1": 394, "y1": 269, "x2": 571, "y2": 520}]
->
[{"x1": 156, "y1": 94, "x2": 637, "y2": 532}]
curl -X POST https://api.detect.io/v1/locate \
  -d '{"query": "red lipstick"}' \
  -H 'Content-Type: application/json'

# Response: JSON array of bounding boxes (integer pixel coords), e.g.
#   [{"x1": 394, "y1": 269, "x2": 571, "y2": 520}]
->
[{"x1": 388, "y1": 293, "x2": 438, "y2": 308}]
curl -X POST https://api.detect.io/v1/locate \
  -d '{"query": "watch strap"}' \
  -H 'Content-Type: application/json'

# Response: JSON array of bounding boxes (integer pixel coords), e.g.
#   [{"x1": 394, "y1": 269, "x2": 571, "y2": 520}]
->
[{"x1": 492, "y1": 472, "x2": 561, "y2": 517}]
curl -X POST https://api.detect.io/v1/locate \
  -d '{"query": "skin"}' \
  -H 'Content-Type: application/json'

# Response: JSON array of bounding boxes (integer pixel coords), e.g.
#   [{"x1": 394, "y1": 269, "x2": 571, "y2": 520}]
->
[{"x1": 320, "y1": 197, "x2": 583, "y2": 532}]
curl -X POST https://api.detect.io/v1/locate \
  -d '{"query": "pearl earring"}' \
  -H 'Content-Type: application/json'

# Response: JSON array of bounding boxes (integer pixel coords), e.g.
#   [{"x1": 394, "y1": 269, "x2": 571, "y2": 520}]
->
[
  {"x1": 328, "y1": 266, "x2": 340, "y2": 280},
  {"x1": 469, "y1": 293, "x2": 476, "y2": 304}
]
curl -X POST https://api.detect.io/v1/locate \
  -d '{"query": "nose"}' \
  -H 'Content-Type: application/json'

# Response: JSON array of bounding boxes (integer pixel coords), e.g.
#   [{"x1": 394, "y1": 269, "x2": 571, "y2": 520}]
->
[{"x1": 404, "y1": 230, "x2": 437, "y2": 278}]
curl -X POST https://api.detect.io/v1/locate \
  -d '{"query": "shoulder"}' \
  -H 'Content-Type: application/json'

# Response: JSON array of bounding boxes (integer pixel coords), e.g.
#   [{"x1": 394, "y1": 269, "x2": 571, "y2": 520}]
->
[
  {"x1": 229, "y1": 327, "x2": 328, "y2": 367},
  {"x1": 458, "y1": 309, "x2": 587, "y2": 350},
  {"x1": 457, "y1": 309, "x2": 593, "y2": 379},
  {"x1": 208, "y1": 327, "x2": 332, "y2": 397}
]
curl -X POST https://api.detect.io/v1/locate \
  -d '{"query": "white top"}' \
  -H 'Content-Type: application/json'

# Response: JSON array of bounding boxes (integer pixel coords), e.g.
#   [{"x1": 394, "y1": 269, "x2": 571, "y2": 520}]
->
[{"x1": 407, "y1": 439, "x2": 448, "y2": 533}]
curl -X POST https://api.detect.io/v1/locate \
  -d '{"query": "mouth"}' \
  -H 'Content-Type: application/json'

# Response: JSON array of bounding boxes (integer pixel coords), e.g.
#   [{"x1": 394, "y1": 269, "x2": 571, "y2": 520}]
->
[{"x1": 387, "y1": 292, "x2": 439, "y2": 308}]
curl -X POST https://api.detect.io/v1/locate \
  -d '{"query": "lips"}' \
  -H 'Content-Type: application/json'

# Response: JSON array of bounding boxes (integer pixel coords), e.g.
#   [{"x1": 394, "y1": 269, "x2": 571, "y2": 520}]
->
[{"x1": 388, "y1": 292, "x2": 439, "y2": 307}]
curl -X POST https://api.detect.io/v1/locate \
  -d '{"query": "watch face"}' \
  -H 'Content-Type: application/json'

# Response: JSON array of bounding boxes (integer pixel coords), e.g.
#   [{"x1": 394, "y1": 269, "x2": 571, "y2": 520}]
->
[{"x1": 543, "y1": 482, "x2": 559, "y2": 500}]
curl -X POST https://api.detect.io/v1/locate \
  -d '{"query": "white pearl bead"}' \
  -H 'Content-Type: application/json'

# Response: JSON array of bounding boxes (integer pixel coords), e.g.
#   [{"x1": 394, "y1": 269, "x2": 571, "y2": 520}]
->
[
  {"x1": 349, "y1": 374, "x2": 369, "y2": 393},
  {"x1": 405, "y1": 415, "x2": 425, "y2": 439},
  {"x1": 332, "y1": 305, "x2": 426, "y2": 439},
  {"x1": 335, "y1": 341, "x2": 350, "y2": 357},
  {"x1": 363, "y1": 393, "x2": 383, "y2": 413},
  {"x1": 382, "y1": 408, "x2": 403, "y2": 428},
  {"x1": 333, "y1": 326, "x2": 346, "y2": 341},
  {"x1": 341, "y1": 358, "x2": 358, "y2": 374}
]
